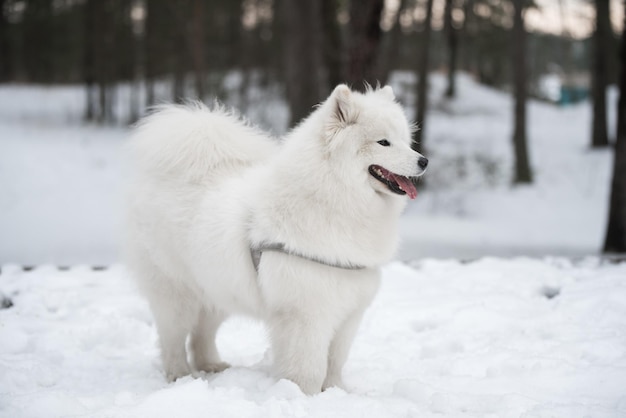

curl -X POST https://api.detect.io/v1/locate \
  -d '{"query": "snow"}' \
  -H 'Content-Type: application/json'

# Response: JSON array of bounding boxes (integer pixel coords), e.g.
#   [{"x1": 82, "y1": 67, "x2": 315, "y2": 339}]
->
[
  {"x1": 0, "y1": 74, "x2": 624, "y2": 415},
  {"x1": 0, "y1": 85, "x2": 125, "y2": 265},
  {"x1": 390, "y1": 72, "x2": 616, "y2": 260},
  {"x1": 0, "y1": 73, "x2": 616, "y2": 265},
  {"x1": 1, "y1": 259, "x2": 626, "y2": 417}
]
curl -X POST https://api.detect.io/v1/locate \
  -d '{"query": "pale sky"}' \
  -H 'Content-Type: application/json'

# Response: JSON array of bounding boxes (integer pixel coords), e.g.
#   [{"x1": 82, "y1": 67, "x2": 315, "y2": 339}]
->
[
  {"x1": 384, "y1": 0, "x2": 624, "y2": 38},
  {"x1": 525, "y1": 0, "x2": 624, "y2": 39}
]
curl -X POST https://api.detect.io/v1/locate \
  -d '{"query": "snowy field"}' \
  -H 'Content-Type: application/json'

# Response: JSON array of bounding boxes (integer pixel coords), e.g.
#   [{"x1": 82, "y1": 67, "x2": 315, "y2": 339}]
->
[
  {"x1": 1, "y1": 75, "x2": 625, "y2": 416},
  {"x1": 1, "y1": 259, "x2": 626, "y2": 417},
  {"x1": 0, "y1": 73, "x2": 617, "y2": 264},
  {"x1": 394, "y1": 73, "x2": 615, "y2": 260}
]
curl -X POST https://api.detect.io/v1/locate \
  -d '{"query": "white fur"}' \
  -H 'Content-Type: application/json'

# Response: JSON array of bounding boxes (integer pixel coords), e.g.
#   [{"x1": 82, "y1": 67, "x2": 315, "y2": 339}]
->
[{"x1": 125, "y1": 85, "x2": 426, "y2": 394}]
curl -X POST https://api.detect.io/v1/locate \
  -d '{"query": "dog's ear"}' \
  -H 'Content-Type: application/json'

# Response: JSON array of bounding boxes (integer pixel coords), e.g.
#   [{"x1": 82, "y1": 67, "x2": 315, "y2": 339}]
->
[
  {"x1": 379, "y1": 85, "x2": 395, "y2": 101},
  {"x1": 330, "y1": 84, "x2": 358, "y2": 126}
]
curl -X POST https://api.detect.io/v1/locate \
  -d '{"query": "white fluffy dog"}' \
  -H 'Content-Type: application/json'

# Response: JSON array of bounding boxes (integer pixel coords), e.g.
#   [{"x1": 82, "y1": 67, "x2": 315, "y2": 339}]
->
[{"x1": 125, "y1": 84, "x2": 428, "y2": 394}]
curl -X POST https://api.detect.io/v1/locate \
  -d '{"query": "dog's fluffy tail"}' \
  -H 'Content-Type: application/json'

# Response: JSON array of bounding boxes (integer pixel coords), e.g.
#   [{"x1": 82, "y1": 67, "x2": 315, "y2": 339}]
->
[{"x1": 128, "y1": 101, "x2": 277, "y2": 183}]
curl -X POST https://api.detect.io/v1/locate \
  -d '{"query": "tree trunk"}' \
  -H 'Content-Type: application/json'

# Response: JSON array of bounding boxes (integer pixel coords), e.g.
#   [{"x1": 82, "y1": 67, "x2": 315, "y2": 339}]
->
[
  {"x1": 83, "y1": 0, "x2": 96, "y2": 121},
  {"x1": 345, "y1": 0, "x2": 385, "y2": 90},
  {"x1": 128, "y1": 1, "x2": 142, "y2": 124},
  {"x1": 238, "y1": 12, "x2": 254, "y2": 113},
  {"x1": 413, "y1": 0, "x2": 434, "y2": 153},
  {"x1": 0, "y1": 0, "x2": 11, "y2": 81},
  {"x1": 511, "y1": 0, "x2": 532, "y2": 183},
  {"x1": 168, "y1": 0, "x2": 189, "y2": 103},
  {"x1": 591, "y1": 0, "x2": 611, "y2": 148},
  {"x1": 379, "y1": 0, "x2": 408, "y2": 86},
  {"x1": 461, "y1": 0, "x2": 476, "y2": 76},
  {"x1": 278, "y1": 0, "x2": 325, "y2": 127},
  {"x1": 191, "y1": 0, "x2": 206, "y2": 100},
  {"x1": 22, "y1": 0, "x2": 55, "y2": 82},
  {"x1": 322, "y1": 0, "x2": 343, "y2": 89},
  {"x1": 603, "y1": 3, "x2": 626, "y2": 252},
  {"x1": 93, "y1": 0, "x2": 107, "y2": 123},
  {"x1": 144, "y1": 0, "x2": 157, "y2": 106},
  {"x1": 444, "y1": 0, "x2": 459, "y2": 98},
  {"x1": 90, "y1": 0, "x2": 117, "y2": 124}
]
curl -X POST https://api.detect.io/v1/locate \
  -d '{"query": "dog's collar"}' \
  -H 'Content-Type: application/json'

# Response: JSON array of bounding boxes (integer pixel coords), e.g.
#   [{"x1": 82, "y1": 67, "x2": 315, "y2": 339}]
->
[{"x1": 250, "y1": 242, "x2": 367, "y2": 271}]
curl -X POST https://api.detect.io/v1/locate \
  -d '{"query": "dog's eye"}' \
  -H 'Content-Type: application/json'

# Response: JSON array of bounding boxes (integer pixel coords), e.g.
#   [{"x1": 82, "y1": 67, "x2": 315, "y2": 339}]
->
[{"x1": 377, "y1": 139, "x2": 391, "y2": 147}]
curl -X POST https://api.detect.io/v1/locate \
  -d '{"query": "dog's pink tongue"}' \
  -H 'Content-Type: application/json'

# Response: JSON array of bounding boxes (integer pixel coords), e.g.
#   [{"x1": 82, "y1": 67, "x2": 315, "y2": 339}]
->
[{"x1": 393, "y1": 174, "x2": 418, "y2": 200}]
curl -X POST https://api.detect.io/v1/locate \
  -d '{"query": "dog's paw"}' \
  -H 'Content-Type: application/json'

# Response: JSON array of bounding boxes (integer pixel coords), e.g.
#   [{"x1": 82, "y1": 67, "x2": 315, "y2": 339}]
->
[
  {"x1": 165, "y1": 367, "x2": 191, "y2": 383},
  {"x1": 322, "y1": 375, "x2": 346, "y2": 392},
  {"x1": 196, "y1": 361, "x2": 230, "y2": 374}
]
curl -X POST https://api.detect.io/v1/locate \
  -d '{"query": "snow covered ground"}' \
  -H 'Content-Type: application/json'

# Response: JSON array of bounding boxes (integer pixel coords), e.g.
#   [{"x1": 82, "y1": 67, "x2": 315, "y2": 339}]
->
[
  {"x1": 0, "y1": 85, "x2": 126, "y2": 265},
  {"x1": 1, "y1": 259, "x2": 626, "y2": 417},
  {"x1": 1, "y1": 75, "x2": 624, "y2": 416},
  {"x1": 0, "y1": 74, "x2": 616, "y2": 264},
  {"x1": 391, "y1": 73, "x2": 615, "y2": 260}
]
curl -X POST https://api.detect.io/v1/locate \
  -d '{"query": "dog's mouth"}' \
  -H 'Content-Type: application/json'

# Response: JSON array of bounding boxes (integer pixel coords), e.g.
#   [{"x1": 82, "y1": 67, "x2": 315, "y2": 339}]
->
[{"x1": 368, "y1": 165, "x2": 418, "y2": 199}]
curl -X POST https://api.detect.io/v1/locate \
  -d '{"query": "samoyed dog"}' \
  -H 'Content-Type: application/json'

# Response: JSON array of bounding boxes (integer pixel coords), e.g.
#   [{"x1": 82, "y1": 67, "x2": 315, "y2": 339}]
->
[{"x1": 125, "y1": 84, "x2": 428, "y2": 394}]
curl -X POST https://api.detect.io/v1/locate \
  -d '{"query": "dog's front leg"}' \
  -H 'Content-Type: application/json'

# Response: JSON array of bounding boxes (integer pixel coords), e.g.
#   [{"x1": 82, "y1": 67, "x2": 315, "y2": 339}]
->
[
  {"x1": 322, "y1": 308, "x2": 366, "y2": 391},
  {"x1": 268, "y1": 312, "x2": 333, "y2": 395}
]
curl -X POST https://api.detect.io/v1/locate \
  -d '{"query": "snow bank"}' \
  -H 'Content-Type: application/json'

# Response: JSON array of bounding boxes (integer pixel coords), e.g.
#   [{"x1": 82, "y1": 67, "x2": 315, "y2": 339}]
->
[{"x1": 1, "y1": 259, "x2": 625, "y2": 417}]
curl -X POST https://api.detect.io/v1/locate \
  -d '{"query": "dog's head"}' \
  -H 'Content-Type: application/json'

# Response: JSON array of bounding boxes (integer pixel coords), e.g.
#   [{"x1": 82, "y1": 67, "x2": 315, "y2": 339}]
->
[{"x1": 322, "y1": 84, "x2": 427, "y2": 200}]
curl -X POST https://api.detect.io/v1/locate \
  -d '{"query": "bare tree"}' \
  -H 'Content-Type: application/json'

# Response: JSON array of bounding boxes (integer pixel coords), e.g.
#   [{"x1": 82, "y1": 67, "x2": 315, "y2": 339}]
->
[
  {"x1": 0, "y1": 0, "x2": 12, "y2": 81},
  {"x1": 604, "y1": 2, "x2": 626, "y2": 253},
  {"x1": 461, "y1": 0, "x2": 476, "y2": 76},
  {"x1": 511, "y1": 0, "x2": 532, "y2": 183},
  {"x1": 591, "y1": 0, "x2": 611, "y2": 148},
  {"x1": 444, "y1": 0, "x2": 461, "y2": 98},
  {"x1": 345, "y1": 0, "x2": 385, "y2": 90},
  {"x1": 190, "y1": 0, "x2": 206, "y2": 100},
  {"x1": 88, "y1": 0, "x2": 116, "y2": 124},
  {"x1": 378, "y1": 0, "x2": 409, "y2": 86},
  {"x1": 413, "y1": 0, "x2": 435, "y2": 152},
  {"x1": 277, "y1": 0, "x2": 325, "y2": 126},
  {"x1": 143, "y1": 0, "x2": 158, "y2": 106},
  {"x1": 128, "y1": 0, "x2": 143, "y2": 124},
  {"x1": 168, "y1": 1, "x2": 188, "y2": 104},
  {"x1": 322, "y1": 0, "x2": 344, "y2": 89},
  {"x1": 83, "y1": 0, "x2": 97, "y2": 121}
]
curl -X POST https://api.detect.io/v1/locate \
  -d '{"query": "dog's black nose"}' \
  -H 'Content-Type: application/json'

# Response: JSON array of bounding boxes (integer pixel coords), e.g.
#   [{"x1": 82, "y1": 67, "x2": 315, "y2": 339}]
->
[{"x1": 418, "y1": 157, "x2": 429, "y2": 170}]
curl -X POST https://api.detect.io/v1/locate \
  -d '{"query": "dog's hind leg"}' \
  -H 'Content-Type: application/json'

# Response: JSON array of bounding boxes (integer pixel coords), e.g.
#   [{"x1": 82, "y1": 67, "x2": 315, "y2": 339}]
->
[
  {"x1": 189, "y1": 307, "x2": 230, "y2": 374},
  {"x1": 134, "y1": 261, "x2": 199, "y2": 382},
  {"x1": 127, "y1": 245, "x2": 196, "y2": 381},
  {"x1": 146, "y1": 282, "x2": 198, "y2": 382}
]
